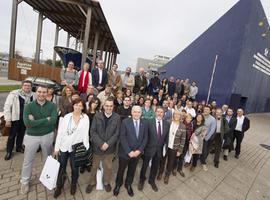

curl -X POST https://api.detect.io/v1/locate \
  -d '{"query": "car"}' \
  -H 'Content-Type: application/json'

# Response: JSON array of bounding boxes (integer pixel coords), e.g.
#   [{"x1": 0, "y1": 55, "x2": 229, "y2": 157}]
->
[{"x1": 25, "y1": 76, "x2": 62, "y2": 95}]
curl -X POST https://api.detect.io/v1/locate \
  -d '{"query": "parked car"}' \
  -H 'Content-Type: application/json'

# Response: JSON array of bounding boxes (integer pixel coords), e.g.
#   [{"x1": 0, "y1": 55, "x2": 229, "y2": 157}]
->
[{"x1": 25, "y1": 76, "x2": 62, "y2": 95}]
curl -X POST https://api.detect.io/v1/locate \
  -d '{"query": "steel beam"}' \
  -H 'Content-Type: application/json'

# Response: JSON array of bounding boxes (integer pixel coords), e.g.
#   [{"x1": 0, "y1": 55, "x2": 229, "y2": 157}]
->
[
  {"x1": 81, "y1": 7, "x2": 92, "y2": 68},
  {"x1": 52, "y1": 25, "x2": 60, "y2": 66},
  {"x1": 66, "y1": 33, "x2": 70, "y2": 48},
  {"x1": 35, "y1": 12, "x2": 44, "y2": 63},
  {"x1": 106, "y1": 52, "x2": 111, "y2": 70},
  {"x1": 92, "y1": 30, "x2": 100, "y2": 67},
  {"x1": 9, "y1": 0, "x2": 19, "y2": 59}
]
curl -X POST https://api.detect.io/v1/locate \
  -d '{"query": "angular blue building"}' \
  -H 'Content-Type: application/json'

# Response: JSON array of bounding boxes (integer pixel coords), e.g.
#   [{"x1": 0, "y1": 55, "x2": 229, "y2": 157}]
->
[{"x1": 159, "y1": 0, "x2": 270, "y2": 113}]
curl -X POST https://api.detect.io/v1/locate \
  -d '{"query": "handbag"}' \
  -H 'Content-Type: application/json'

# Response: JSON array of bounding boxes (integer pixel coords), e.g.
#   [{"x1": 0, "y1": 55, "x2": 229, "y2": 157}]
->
[
  {"x1": 39, "y1": 156, "x2": 60, "y2": 190},
  {"x1": 72, "y1": 142, "x2": 93, "y2": 168}
]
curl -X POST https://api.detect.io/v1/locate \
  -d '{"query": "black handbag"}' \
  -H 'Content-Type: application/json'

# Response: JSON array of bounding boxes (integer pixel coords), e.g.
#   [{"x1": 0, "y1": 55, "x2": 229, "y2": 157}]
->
[{"x1": 72, "y1": 142, "x2": 93, "y2": 168}]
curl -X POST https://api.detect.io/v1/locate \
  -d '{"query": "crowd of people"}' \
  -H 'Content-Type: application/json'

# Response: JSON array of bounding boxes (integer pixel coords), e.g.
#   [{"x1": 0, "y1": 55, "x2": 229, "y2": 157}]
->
[{"x1": 3, "y1": 59, "x2": 250, "y2": 198}]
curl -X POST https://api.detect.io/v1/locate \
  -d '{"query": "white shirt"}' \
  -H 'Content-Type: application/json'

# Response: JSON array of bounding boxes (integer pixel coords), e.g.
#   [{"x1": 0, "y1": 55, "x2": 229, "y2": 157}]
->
[
  {"x1": 184, "y1": 107, "x2": 196, "y2": 118},
  {"x1": 98, "y1": 68, "x2": 103, "y2": 84},
  {"x1": 55, "y1": 113, "x2": 90, "y2": 152},
  {"x1": 156, "y1": 118, "x2": 163, "y2": 135},
  {"x1": 168, "y1": 122, "x2": 179, "y2": 149},
  {"x1": 82, "y1": 71, "x2": 87, "y2": 86},
  {"x1": 235, "y1": 115, "x2": 245, "y2": 132}
]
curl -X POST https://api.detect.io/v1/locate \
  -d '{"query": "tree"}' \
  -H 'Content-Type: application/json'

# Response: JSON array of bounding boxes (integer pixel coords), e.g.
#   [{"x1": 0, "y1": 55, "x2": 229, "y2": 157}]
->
[{"x1": 45, "y1": 59, "x2": 53, "y2": 66}]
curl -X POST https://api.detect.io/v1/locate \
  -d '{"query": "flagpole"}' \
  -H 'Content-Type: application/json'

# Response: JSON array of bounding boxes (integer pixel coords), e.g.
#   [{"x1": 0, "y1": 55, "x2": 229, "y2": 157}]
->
[{"x1": 206, "y1": 55, "x2": 218, "y2": 104}]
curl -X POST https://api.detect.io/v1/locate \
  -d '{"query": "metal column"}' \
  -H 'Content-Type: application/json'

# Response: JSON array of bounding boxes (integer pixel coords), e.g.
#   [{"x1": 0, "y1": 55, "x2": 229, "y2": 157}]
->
[
  {"x1": 9, "y1": 0, "x2": 20, "y2": 59},
  {"x1": 81, "y1": 7, "x2": 92, "y2": 68},
  {"x1": 75, "y1": 39, "x2": 78, "y2": 50},
  {"x1": 104, "y1": 50, "x2": 108, "y2": 66},
  {"x1": 113, "y1": 53, "x2": 117, "y2": 64},
  {"x1": 106, "y1": 52, "x2": 111, "y2": 70},
  {"x1": 35, "y1": 12, "x2": 44, "y2": 63},
  {"x1": 52, "y1": 25, "x2": 60, "y2": 67},
  {"x1": 66, "y1": 33, "x2": 70, "y2": 48},
  {"x1": 110, "y1": 52, "x2": 114, "y2": 69},
  {"x1": 92, "y1": 30, "x2": 100, "y2": 67}
]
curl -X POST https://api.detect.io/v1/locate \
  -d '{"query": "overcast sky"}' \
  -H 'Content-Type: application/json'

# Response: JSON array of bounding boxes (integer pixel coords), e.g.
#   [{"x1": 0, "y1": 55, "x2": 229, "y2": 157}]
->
[{"x1": 0, "y1": 0, "x2": 270, "y2": 71}]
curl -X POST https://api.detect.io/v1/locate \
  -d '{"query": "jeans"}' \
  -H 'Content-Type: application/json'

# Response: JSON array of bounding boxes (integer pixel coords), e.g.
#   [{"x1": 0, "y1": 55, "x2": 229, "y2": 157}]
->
[
  {"x1": 200, "y1": 140, "x2": 210, "y2": 164},
  {"x1": 57, "y1": 151, "x2": 79, "y2": 186}
]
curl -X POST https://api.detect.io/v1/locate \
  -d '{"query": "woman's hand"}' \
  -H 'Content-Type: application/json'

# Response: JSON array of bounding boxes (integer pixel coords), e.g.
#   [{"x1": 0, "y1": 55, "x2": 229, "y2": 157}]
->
[{"x1": 53, "y1": 150, "x2": 59, "y2": 158}]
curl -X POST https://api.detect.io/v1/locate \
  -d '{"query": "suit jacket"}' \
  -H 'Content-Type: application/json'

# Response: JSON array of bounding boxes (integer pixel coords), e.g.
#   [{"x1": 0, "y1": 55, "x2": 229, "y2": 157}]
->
[
  {"x1": 134, "y1": 75, "x2": 147, "y2": 94},
  {"x1": 118, "y1": 118, "x2": 148, "y2": 159},
  {"x1": 144, "y1": 119, "x2": 170, "y2": 157},
  {"x1": 108, "y1": 70, "x2": 122, "y2": 91},
  {"x1": 92, "y1": 68, "x2": 108, "y2": 88},
  {"x1": 240, "y1": 117, "x2": 250, "y2": 133}
]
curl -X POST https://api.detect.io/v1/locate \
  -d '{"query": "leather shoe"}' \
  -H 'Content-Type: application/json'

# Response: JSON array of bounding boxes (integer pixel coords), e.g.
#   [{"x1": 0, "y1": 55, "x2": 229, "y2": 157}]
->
[
  {"x1": 178, "y1": 170, "x2": 185, "y2": 177},
  {"x1": 235, "y1": 154, "x2": 239, "y2": 159},
  {"x1": 214, "y1": 163, "x2": 219, "y2": 168},
  {"x1": 157, "y1": 173, "x2": 162, "y2": 181},
  {"x1": 113, "y1": 185, "x2": 121, "y2": 196},
  {"x1": 16, "y1": 148, "x2": 24, "y2": 153},
  {"x1": 53, "y1": 187, "x2": 62, "y2": 198},
  {"x1": 104, "y1": 184, "x2": 112, "y2": 192},
  {"x1": 149, "y1": 182, "x2": 158, "y2": 192},
  {"x1": 4, "y1": 152, "x2": 12, "y2": 160},
  {"x1": 80, "y1": 167, "x2": 85, "y2": 174},
  {"x1": 70, "y1": 184, "x2": 77, "y2": 195},
  {"x1": 125, "y1": 185, "x2": 134, "y2": 197},
  {"x1": 138, "y1": 181, "x2": 144, "y2": 191},
  {"x1": 223, "y1": 155, "x2": 228, "y2": 161},
  {"x1": 85, "y1": 184, "x2": 95, "y2": 194}
]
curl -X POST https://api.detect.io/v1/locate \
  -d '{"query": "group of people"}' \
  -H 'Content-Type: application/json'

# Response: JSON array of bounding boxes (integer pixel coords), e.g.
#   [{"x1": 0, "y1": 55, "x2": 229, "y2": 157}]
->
[{"x1": 2, "y1": 59, "x2": 250, "y2": 198}]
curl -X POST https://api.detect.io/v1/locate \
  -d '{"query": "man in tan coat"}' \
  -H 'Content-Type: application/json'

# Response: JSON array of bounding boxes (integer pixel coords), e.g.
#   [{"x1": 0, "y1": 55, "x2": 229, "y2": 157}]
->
[
  {"x1": 121, "y1": 67, "x2": 135, "y2": 92},
  {"x1": 108, "y1": 64, "x2": 122, "y2": 96}
]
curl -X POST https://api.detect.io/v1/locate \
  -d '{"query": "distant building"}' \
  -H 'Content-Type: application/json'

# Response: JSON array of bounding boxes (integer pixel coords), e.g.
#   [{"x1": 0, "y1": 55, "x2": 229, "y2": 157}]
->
[{"x1": 136, "y1": 55, "x2": 171, "y2": 72}]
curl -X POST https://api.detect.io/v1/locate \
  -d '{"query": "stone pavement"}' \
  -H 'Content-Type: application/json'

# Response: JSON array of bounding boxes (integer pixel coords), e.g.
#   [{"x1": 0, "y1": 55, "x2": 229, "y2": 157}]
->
[
  {"x1": 0, "y1": 77, "x2": 21, "y2": 86},
  {"x1": 0, "y1": 113, "x2": 269, "y2": 200}
]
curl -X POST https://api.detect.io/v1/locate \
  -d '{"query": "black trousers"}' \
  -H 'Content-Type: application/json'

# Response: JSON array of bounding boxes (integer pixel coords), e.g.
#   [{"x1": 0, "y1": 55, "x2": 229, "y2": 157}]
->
[
  {"x1": 57, "y1": 151, "x2": 79, "y2": 186},
  {"x1": 115, "y1": 157, "x2": 139, "y2": 186},
  {"x1": 6, "y1": 120, "x2": 26, "y2": 153},
  {"x1": 165, "y1": 149, "x2": 178, "y2": 176},
  {"x1": 212, "y1": 133, "x2": 222, "y2": 164},
  {"x1": 232, "y1": 130, "x2": 244, "y2": 156},
  {"x1": 173, "y1": 142, "x2": 188, "y2": 171},
  {"x1": 192, "y1": 154, "x2": 200, "y2": 167},
  {"x1": 139, "y1": 153, "x2": 161, "y2": 184}
]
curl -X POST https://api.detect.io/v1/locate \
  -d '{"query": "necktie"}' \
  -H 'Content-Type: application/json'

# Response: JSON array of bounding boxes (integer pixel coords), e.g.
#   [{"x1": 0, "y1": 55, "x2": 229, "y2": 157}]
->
[
  {"x1": 135, "y1": 120, "x2": 139, "y2": 139},
  {"x1": 157, "y1": 121, "x2": 161, "y2": 141}
]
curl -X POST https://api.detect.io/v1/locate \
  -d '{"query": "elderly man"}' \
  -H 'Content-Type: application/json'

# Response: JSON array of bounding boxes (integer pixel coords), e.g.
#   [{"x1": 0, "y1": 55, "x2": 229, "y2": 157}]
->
[
  {"x1": 97, "y1": 86, "x2": 114, "y2": 107},
  {"x1": 108, "y1": 63, "x2": 122, "y2": 95},
  {"x1": 134, "y1": 67, "x2": 147, "y2": 95},
  {"x1": 92, "y1": 60, "x2": 108, "y2": 91},
  {"x1": 113, "y1": 106, "x2": 148, "y2": 197},
  {"x1": 121, "y1": 67, "x2": 135, "y2": 92}
]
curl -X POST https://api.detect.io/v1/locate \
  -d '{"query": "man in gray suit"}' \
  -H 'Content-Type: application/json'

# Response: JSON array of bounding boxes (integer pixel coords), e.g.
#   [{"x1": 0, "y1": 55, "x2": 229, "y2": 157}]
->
[{"x1": 138, "y1": 106, "x2": 170, "y2": 192}]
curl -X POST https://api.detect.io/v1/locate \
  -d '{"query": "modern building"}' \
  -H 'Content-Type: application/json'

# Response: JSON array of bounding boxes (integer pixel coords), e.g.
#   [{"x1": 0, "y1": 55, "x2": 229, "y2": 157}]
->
[
  {"x1": 159, "y1": 0, "x2": 270, "y2": 113},
  {"x1": 136, "y1": 55, "x2": 170, "y2": 72}
]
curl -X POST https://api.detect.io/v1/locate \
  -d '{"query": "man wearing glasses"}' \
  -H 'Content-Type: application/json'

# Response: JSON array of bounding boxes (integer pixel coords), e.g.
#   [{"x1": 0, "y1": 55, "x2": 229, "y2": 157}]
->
[{"x1": 86, "y1": 97, "x2": 121, "y2": 194}]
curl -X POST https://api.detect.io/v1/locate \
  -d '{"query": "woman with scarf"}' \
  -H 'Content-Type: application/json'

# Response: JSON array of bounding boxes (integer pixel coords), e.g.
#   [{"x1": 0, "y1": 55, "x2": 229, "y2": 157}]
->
[
  {"x1": 3, "y1": 80, "x2": 34, "y2": 160},
  {"x1": 77, "y1": 63, "x2": 92, "y2": 95}
]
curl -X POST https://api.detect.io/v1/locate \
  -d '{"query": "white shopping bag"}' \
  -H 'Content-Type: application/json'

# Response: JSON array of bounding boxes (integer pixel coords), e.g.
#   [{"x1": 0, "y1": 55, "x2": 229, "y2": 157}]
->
[
  {"x1": 39, "y1": 156, "x2": 60, "y2": 190},
  {"x1": 96, "y1": 163, "x2": 104, "y2": 190},
  {"x1": 184, "y1": 151, "x2": 192, "y2": 163}
]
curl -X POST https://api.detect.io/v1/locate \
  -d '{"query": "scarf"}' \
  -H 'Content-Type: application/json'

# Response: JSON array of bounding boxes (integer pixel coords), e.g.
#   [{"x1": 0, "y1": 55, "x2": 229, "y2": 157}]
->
[
  {"x1": 78, "y1": 70, "x2": 89, "y2": 93},
  {"x1": 18, "y1": 89, "x2": 32, "y2": 105}
]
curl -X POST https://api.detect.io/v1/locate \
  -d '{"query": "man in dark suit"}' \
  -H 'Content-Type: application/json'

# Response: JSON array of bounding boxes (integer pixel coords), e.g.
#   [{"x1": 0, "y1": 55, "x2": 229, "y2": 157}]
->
[
  {"x1": 232, "y1": 108, "x2": 250, "y2": 159},
  {"x1": 134, "y1": 68, "x2": 147, "y2": 94},
  {"x1": 138, "y1": 106, "x2": 170, "y2": 192},
  {"x1": 223, "y1": 108, "x2": 237, "y2": 161},
  {"x1": 113, "y1": 106, "x2": 148, "y2": 197},
  {"x1": 92, "y1": 60, "x2": 108, "y2": 91}
]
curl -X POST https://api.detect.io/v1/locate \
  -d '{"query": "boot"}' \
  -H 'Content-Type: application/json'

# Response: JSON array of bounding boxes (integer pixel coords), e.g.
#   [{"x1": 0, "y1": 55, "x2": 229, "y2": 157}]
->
[{"x1": 53, "y1": 187, "x2": 62, "y2": 198}]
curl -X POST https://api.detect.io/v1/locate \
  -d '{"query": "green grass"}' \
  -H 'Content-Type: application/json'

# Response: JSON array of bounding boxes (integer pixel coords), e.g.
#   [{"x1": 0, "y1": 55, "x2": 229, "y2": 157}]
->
[{"x1": 0, "y1": 85, "x2": 20, "y2": 91}]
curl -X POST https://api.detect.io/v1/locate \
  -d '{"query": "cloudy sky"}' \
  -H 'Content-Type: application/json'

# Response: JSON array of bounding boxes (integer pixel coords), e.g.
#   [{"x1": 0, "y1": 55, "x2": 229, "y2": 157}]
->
[{"x1": 0, "y1": 0, "x2": 270, "y2": 70}]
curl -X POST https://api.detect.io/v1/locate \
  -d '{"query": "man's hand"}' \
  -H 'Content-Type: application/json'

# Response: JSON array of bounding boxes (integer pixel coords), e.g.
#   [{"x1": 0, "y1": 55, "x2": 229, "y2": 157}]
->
[
  {"x1": 176, "y1": 151, "x2": 181, "y2": 157},
  {"x1": 5, "y1": 121, "x2": 11, "y2": 127},
  {"x1": 140, "y1": 86, "x2": 144, "y2": 91},
  {"x1": 47, "y1": 117, "x2": 51, "y2": 121},
  {"x1": 133, "y1": 150, "x2": 141, "y2": 157},
  {"x1": 53, "y1": 150, "x2": 59, "y2": 159},
  {"x1": 100, "y1": 143, "x2": 109, "y2": 151},
  {"x1": 28, "y1": 114, "x2": 34, "y2": 121},
  {"x1": 128, "y1": 151, "x2": 135, "y2": 158}
]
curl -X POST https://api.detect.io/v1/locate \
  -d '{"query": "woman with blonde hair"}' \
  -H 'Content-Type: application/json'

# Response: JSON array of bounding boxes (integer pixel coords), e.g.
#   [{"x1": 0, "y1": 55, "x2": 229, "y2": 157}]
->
[
  {"x1": 59, "y1": 86, "x2": 74, "y2": 117},
  {"x1": 157, "y1": 110, "x2": 187, "y2": 184}
]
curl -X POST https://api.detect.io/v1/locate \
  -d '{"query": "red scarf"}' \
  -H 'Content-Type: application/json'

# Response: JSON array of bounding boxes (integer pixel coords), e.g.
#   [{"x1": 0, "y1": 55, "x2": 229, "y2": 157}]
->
[{"x1": 78, "y1": 70, "x2": 89, "y2": 93}]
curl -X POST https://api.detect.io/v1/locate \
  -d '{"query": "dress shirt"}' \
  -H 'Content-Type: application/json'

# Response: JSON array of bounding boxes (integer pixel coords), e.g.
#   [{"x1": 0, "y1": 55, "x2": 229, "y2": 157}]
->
[
  {"x1": 98, "y1": 68, "x2": 103, "y2": 84},
  {"x1": 235, "y1": 115, "x2": 245, "y2": 132}
]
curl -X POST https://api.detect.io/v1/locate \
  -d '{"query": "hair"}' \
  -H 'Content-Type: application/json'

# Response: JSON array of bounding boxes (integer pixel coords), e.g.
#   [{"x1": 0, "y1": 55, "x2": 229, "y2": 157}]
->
[
  {"x1": 186, "y1": 113, "x2": 193, "y2": 121},
  {"x1": 193, "y1": 113, "x2": 205, "y2": 129},
  {"x1": 105, "y1": 96, "x2": 115, "y2": 104},
  {"x1": 123, "y1": 96, "x2": 131, "y2": 101},
  {"x1": 72, "y1": 98, "x2": 86, "y2": 113},
  {"x1": 22, "y1": 80, "x2": 32, "y2": 86},
  {"x1": 62, "y1": 85, "x2": 74, "y2": 97},
  {"x1": 203, "y1": 105, "x2": 212, "y2": 111},
  {"x1": 172, "y1": 110, "x2": 182, "y2": 122},
  {"x1": 152, "y1": 97, "x2": 159, "y2": 105},
  {"x1": 36, "y1": 85, "x2": 48, "y2": 91},
  {"x1": 132, "y1": 105, "x2": 142, "y2": 112},
  {"x1": 88, "y1": 97, "x2": 101, "y2": 113},
  {"x1": 155, "y1": 106, "x2": 164, "y2": 112}
]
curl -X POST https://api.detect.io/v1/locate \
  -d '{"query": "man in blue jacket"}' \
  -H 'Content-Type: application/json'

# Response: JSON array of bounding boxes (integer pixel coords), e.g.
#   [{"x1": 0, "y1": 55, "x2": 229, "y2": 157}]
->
[{"x1": 113, "y1": 106, "x2": 148, "y2": 197}]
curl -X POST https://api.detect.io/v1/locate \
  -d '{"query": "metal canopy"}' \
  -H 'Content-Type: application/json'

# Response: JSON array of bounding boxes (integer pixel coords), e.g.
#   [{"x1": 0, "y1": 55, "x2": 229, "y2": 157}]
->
[{"x1": 23, "y1": 0, "x2": 120, "y2": 54}]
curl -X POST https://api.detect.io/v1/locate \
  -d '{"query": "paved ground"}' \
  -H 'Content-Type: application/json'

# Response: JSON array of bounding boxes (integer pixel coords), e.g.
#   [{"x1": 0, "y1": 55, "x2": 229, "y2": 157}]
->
[
  {"x1": 0, "y1": 77, "x2": 21, "y2": 86},
  {"x1": 0, "y1": 113, "x2": 269, "y2": 200},
  {"x1": 0, "y1": 92, "x2": 8, "y2": 111}
]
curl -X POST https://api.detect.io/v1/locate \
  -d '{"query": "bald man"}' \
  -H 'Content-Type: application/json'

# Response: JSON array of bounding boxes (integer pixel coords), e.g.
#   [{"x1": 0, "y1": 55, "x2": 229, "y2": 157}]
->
[{"x1": 134, "y1": 67, "x2": 147, "y2": 95}]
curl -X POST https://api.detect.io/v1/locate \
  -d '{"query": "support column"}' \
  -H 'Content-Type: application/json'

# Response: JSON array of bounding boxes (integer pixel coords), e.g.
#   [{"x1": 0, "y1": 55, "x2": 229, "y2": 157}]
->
[
  {"x1": 106, "y1": 52, "x2": 111, "y2": 70},
  {"x1": 75, "y1": 39, "x2": 78, "y2": 50},
  {"x1": 113, "y1": 53, "x2": 117, "y2": 64},
  {"x1": 92, "y1": 30, "x2": 100, "y2": 67},
  {"x1": 99, "y1": 38, "x2": 106, "y2": 59},
  {"x1": 66, "y1": 33, "x2": 70, "y2": 48},
  {"x1": 52, "y1": 25, "x2": 60, "y2": 67},
  {"x1": 104, "y1": 50, "x2": 108, "y2": 67},
  {"x1": 81, "y1": 7, "x2": 92, "y2": 68},
  {"x1": 35, "y1": 12, "x2": 44, "y2": 63},
  {"x1": 9, "y1": 0, "x2": 20, "y2": 59},
  {"x1": 110, "y1": 52, "x2": 114, "y2": 69}
]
